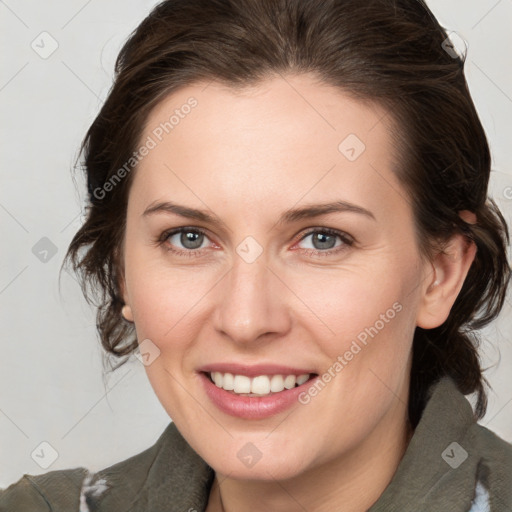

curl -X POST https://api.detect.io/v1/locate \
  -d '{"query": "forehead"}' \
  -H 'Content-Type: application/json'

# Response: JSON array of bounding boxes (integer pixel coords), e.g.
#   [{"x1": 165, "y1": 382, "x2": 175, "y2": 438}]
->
[{"x1": 130, "y1": 74, "x2": 407, "y2": 222}]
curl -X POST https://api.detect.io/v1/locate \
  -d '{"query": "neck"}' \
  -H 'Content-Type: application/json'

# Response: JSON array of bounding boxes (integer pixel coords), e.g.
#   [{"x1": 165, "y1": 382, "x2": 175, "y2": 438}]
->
[{"x1": 207, "y1": 393, "x2": 414, "y2": 512}]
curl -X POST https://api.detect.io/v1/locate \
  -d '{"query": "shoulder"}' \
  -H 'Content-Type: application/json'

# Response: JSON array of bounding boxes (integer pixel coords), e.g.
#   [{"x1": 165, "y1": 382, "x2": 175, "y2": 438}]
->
[
  {"x1": 468, "y1": 420, "x2": 512, "y2": 473},
  {"x1": 0, "y1": 422, "x2": 213, "y2": 511},
  {"x1": 467, "y1": 421, "x2": 512, "y2": 509},
  {"x1": 0, "y1": 467, "x2": 88, "y2": 511},
  {"x1": 0, "y1": 426, "x2": 165, "y2": 511},
  {"x1": 470, "y1": 421, "x2": 512, "y2": 459}
]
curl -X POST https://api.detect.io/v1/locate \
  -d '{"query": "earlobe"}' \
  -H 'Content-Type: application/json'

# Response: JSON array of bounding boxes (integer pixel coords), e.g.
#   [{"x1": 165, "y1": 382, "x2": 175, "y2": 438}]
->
[
  {"x1": 416, "y1": 232, "x2": 477, "y2": 329},
  {"x1": 117, "y1": 271, "x2": 134, "y2": 322},
  {"x1": 121, "y1": 304, "x2": 134, "y2": 322}
]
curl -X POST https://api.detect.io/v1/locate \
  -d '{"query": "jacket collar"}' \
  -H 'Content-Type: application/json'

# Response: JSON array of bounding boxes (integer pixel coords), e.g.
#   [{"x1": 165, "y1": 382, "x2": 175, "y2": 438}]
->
[
  {"x1": 368, "y1": 376, "x2": 479, "y2": 511},
  {"x1": 91, "y1": 376, "x2": 480, "y2": 511}
]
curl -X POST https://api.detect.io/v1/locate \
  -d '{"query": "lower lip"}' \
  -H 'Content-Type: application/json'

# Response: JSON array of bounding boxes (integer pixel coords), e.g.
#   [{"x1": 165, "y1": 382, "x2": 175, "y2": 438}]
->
[{"x1": 199, "y1": 372, "x2": 318, "y2": 420}]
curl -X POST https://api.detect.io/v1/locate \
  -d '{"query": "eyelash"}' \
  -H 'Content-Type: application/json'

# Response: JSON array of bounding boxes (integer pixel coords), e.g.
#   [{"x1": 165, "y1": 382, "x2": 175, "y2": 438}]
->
[{"x1": 156, "y1": 226, "x2": 354, "y2": 258}]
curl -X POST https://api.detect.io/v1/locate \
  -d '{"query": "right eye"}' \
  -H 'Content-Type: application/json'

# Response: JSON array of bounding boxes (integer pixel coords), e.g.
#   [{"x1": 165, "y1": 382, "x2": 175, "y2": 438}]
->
[{"x1": 158, "y1": 227, "x2": 215, "y2": 257}]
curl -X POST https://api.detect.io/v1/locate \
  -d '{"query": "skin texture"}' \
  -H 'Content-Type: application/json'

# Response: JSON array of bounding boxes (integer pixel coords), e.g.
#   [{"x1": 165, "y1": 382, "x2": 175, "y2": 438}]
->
[{"x1": 119, "y1": 73, "x2": 477, "y2": 512}]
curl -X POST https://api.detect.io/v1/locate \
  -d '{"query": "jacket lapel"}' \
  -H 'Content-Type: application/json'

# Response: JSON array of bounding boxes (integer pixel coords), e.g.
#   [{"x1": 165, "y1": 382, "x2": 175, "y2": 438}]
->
[{"x1": 368, "y1": 377, "x2": 479, "y2": 511}]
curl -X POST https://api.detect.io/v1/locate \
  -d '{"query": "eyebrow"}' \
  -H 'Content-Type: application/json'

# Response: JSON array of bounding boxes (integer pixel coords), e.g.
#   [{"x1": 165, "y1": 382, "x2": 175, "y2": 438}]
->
[{"x1": 142, "y1": 200, "x2": 376, "y2": 225}]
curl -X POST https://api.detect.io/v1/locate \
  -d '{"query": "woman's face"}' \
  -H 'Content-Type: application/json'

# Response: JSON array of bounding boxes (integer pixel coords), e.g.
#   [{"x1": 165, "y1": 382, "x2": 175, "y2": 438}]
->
[{"x1": 120, "y1": 74, "x2": 434, "y2": 480}]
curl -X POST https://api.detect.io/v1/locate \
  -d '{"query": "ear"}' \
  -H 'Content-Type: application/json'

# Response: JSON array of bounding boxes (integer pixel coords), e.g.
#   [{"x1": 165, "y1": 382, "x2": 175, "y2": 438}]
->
[{"x1": 416, "y1": 211, "x2": 477, "y2": 329}]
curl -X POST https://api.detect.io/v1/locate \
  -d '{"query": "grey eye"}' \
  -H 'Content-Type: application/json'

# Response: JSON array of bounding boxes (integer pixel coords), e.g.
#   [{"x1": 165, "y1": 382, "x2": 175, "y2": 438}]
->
[
  {"x1": 169, "y1": 230, "x2": 207, "y2": 250},
  {"x1": 299, "y1": 231, "x2": 343, "y2": 251}
]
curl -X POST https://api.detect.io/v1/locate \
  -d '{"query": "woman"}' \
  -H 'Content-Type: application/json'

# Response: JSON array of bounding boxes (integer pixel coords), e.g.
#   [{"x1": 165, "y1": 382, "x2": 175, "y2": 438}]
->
[{"x1": 2, "y1": 0, "x2": 511, "y2": 510}]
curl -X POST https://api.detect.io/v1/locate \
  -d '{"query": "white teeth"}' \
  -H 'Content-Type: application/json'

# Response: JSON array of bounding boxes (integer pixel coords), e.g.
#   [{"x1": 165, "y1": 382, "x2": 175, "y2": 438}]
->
[
  {"x1": 270, "y1": 374, "x2": 284, "y2": 392},
  {"x1": 213, "y1": 371, "x2": 223, "y2": 387},
  {"x1": 222, "y1": 372, "x2": 234, "y2": 390},
  {"x1": 296, "y1": 374, "x2": 309, "y2": 385},
  {"x1": 209, "y1": 372, "x2": 312, "y2": 396},
  {"x1": 233, "y1": 375, "x2": 251, "y2": 393},
  {"x1": 284, "y1": 375, "x2": 296, "y2": 389},
  {"x1": 251, "y1": 375, "x2": 270, "y2": 395}
]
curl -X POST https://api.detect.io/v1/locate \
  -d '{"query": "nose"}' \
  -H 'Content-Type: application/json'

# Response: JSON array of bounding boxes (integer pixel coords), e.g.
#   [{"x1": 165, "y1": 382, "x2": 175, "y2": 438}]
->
[{"x1": 213, "y1": 251, "x2": 292, "y2": 346}]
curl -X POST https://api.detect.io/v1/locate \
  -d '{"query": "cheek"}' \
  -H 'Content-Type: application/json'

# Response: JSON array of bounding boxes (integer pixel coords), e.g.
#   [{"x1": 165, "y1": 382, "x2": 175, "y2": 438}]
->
[
  {"x1": 290, "y1": 256, "x2": 419, "y2": 366},
  {"x1": 293, "y1": 267, "x2": 402, "y2": 329},
  {"x1": 125, "y1": 262, "x2": 213, "y2": 415},
  {"x1": 125, "y1": 253, "x2": 212, "y2": 351}
]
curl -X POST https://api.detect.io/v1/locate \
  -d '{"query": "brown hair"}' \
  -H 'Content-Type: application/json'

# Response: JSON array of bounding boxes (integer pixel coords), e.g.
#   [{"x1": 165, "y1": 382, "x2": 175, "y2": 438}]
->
[{"x1": 62, "y1": 0, "x2": 511, "y2": 428}]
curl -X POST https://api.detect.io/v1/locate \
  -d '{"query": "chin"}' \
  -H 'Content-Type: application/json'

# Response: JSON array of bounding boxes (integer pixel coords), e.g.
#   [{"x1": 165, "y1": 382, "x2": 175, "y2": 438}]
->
[
  {"x1": 201, "y1": 441, "x2": 314, "y2": 481},
  {"x1": 215, "y1": 459, "x2": 308, "y2": 482}
]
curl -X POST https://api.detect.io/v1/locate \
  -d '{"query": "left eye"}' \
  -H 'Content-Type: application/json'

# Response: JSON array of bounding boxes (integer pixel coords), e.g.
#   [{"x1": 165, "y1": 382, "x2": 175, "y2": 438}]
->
[{"x1": 296, "y1": 230, "x2": 350, "y2": 251}]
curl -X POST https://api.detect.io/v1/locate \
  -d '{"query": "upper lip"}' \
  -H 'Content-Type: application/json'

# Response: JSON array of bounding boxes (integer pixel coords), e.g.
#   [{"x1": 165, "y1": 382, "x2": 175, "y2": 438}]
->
[{"x1": 198, "y1": 363, "x2": 317, "y2": 377}]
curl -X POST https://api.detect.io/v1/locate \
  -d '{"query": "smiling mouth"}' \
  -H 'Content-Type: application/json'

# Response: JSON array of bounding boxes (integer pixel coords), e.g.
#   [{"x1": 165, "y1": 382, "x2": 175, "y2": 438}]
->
[{"x1": 204, "y1": 371, "x2": 318, "y2": 397}]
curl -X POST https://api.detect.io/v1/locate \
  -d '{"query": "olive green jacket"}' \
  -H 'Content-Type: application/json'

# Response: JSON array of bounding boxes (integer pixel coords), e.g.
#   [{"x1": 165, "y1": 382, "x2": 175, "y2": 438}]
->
[{"x1": 1, "y1": 376, "x2": 511, "y2": 511}]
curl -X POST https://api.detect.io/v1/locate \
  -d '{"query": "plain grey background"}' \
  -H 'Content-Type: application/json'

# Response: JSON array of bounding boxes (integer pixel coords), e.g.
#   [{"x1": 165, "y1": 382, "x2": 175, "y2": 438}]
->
[{"x1": 1, "y1": 0, "x2": 511, "y2": 488}]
